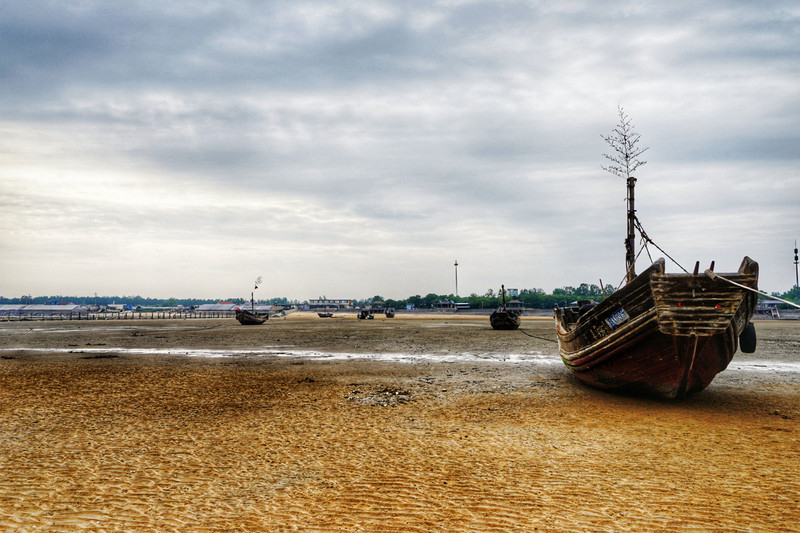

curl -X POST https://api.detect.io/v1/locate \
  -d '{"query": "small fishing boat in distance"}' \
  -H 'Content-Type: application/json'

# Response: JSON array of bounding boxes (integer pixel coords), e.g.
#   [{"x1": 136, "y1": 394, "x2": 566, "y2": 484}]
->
[
  {"x1": 235, "y1": 308, "x2": 268, "y2": 325},
  {"x1": 236, "y1": 277, "x2": 269, "y2": 325},
  {"x1": 490, "y1": 285, "x2": 521, "y2": 330}
]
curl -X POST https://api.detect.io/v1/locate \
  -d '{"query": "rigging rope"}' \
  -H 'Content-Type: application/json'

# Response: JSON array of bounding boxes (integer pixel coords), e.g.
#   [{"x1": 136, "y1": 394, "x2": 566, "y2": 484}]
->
[
  {"x1": 705, "y1": 271, "x2": 800, "y2": 310},
  {"x1": 617, "y1": 242, "x2": 651, "y2": 290},
  {"x1": 634, "y1": 216, "x2": 689, "y2": 274}
]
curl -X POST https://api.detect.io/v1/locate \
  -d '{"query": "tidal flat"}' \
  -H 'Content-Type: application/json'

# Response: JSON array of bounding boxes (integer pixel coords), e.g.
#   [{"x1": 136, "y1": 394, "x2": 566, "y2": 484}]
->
[{"x1": 1, "y1": 315, "x2": 798, "y2": 532}]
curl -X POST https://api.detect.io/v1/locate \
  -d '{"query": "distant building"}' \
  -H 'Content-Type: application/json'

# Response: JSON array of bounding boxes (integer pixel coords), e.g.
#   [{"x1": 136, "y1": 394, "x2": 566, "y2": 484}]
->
[
  {"x1": 433, "y1": 300, "x2": 470, "y2": 311},
  {"x1": 0, "y1": 305, "x2": 25, "y2": 316},
  {"x1": 434, "y1": 300, "x2": 455, "y2": 311},
  {"x1": 309, "y1": 298, "x2": 354, "y2": 310},
  {"x1": 756, "y1": 300, "x2": 784, "y2": 319},
  {"x1": 507, "y1": 299, "x2": 525, "y2": 314},
  {"x1": 507, "y1": 288, "x2": 519, "y2": 298},
  {"x1": 195, "y1": 303, "x2": 238, "y2": 312},
  {"x1": 0, "y1": 304, "x2": 88, "y2": 317}
]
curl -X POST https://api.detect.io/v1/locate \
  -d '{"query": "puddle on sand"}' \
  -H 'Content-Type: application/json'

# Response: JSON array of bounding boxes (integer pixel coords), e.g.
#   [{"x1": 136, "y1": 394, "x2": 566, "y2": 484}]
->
[
  {"x1": 2, "y1": 347, "x2": 797, "y2": 371},
  {"x1": 0, "y1": 346, "x2": 556, "y2": 364}
]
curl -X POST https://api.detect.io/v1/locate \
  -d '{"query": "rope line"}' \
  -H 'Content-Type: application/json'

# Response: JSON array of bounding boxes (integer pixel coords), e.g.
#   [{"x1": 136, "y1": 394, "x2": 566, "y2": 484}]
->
[
  {"x1": 634, "y1": 216, "x2": 689, "y2": 273},
  {"x1": 517, "y1": 328, "x2": 559, "y2": 343},
  {"x1": 707, "y1": 271, "x2": 800, "y2": 310},
  {"x1": 618, "y1": 243, "x2": 651, "y2": 290}
]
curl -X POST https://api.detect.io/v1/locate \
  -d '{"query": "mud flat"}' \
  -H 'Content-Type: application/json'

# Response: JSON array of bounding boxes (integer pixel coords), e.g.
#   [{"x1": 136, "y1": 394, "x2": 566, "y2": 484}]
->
[{"x1": 0, "y1": 316, "x2": 798, "y2": 532}]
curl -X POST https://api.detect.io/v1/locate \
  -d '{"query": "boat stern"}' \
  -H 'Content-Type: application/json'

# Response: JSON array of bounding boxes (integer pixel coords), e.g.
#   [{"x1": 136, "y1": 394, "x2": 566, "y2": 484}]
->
[{"x1": 651, "y1": 258, "x2": 759, "y2": 338}]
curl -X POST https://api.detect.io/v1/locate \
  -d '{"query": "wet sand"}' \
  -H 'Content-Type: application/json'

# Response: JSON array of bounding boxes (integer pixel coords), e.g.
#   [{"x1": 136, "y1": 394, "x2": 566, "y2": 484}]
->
[{"x1": 0, "y1": 314, "x2": 798, "y2": 532}]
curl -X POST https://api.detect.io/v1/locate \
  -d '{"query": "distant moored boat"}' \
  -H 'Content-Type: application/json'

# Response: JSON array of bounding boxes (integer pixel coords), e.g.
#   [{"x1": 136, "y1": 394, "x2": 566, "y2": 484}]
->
[
  {"x1": 490, "y1": 285, "x2": 521, "y2": 330},
  {"x1": 235, "y1": 308, "x2": 268, "y2": 325},
  {"x1": 236, "y1": 278, "x2": 268, "y2": 325}
]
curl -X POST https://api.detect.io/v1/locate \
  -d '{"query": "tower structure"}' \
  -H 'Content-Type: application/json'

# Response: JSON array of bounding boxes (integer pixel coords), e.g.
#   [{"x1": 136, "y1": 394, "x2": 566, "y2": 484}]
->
[{"x1": 454, "y1": 260, "x2": 459, "y2": 297}]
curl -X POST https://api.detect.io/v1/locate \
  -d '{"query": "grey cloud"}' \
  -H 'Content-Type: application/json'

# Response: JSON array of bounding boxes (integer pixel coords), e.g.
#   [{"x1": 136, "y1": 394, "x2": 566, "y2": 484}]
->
[{"x1": 1, "y1": 0, "x2": 798, "y2": 297}]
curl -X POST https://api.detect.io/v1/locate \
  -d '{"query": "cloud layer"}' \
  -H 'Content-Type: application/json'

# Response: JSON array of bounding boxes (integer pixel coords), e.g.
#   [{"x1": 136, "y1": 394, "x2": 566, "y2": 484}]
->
[{"x1": 2, "y1": 1, "x2": 798, "y2": 299}]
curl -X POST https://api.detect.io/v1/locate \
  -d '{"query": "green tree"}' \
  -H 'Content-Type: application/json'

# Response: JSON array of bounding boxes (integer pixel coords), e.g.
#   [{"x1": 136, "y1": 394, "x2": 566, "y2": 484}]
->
[{"x1": 778, "y1": 286, "x2": 800, "y2": 304}]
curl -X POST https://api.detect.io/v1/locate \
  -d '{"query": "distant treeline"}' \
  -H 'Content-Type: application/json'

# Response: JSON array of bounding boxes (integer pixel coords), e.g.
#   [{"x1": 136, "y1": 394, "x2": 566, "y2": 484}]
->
[
  {"x1": 776, "y1": 285, "x2": 800, "y2": 306},
  {"x1": 0, "y1": 284, "x2": 612, "y2": 310},
  {"x1": 3, "y1": 284, "x2": 797, "y2": 310},
  {"x1": 352, "y1": 282, "x2": 799, "y2": 309},
  {"x1": 360, "y1": 282, "x2": 617, "y2": 310}
]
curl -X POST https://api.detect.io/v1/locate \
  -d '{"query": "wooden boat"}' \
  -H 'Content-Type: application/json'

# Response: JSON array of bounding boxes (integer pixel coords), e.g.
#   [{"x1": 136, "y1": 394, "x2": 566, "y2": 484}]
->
[
  {"x1": 235, "y1": 282, "x2": 268, "y2": 325},
  {"x1": 385, "y1": 308, "x2": 396, "y2": 318},
  {"x1": 490, "y1": 285, "x2": 520, "y2": 330},
  {"x1": 554, "y1": 114, "x2": 758, "y2": 399},
  {"x1": 235, "y1": 308, "x2": 268, "y2": 325},
  {"x1": 554, "y1": 258, "x2": 758, "y2": 399}
]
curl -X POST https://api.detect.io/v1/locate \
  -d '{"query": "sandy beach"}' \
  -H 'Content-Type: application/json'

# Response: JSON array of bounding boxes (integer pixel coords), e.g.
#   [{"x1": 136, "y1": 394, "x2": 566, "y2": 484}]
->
[{"x1": 1, "y1": 313, "x2": 798, "y2": 532}]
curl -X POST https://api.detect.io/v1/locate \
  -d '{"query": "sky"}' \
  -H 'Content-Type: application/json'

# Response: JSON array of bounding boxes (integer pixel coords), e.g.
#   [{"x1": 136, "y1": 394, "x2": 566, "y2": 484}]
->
[{"x1": 1, "y1": 1, "x2": 799, "y2": 301}]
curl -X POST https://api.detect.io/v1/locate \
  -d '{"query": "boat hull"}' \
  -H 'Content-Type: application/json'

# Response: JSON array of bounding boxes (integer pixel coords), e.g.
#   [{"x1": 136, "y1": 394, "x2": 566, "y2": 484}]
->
[
  {"x1": 554, "y1": 257, "x2": 758, "y2": 399},
  {"x1": 235, "y1": 309, "x2": 268, "y2": 325},
  {"x1": 490, "y1": 310, "x2": 521, "y2": 330}
]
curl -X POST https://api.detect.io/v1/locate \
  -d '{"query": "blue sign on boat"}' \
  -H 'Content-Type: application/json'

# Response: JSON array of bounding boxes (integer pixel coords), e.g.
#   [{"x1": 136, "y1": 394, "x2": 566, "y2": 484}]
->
[{"x1": 605, "y1": 308, "x2": 630, "y2": 330}]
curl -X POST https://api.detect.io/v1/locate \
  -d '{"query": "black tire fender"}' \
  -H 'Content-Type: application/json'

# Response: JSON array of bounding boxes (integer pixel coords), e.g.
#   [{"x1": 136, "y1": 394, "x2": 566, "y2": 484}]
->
[{"x1": 740, "y1": 322, "x2": 757, "y2": 353}]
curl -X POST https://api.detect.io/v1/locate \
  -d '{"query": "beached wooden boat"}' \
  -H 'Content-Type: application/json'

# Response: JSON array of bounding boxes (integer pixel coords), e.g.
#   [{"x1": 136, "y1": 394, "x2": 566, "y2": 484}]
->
[
  {"x1": 490, "y1": 285, "x2": 520, "y2": 330},
  {"x1": 236, "y1": 280, "x2": 268, "y2": 325},
  {"x1": 554, "y1": 111, "x2": 759, "y2": 399},
  {"x1": 235, "y1": 308, "x2": 268, "y2": 325},
  {"x1": 554, "y1": 258, "x2": 758, "y2": 399}
]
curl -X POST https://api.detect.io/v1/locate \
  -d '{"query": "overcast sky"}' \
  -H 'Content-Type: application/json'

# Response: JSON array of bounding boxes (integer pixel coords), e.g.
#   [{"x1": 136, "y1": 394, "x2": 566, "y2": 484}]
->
[{"x1": 1, "y1": 1, "x2": 798, "y2": 301}]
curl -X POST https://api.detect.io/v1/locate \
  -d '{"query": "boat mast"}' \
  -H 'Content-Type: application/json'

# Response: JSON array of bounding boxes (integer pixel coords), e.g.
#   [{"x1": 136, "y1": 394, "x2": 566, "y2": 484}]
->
[
  {"x1": 626, "y1": 175, "x2": 637, "y2": 283},
  {"x1": 602, "y1": 106, "x2": 648, "y2": 284}
]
